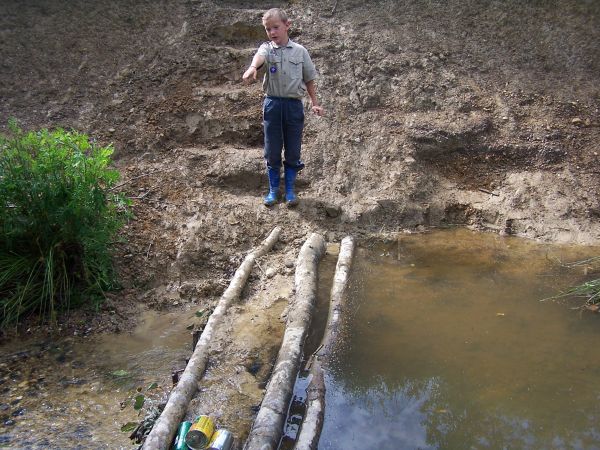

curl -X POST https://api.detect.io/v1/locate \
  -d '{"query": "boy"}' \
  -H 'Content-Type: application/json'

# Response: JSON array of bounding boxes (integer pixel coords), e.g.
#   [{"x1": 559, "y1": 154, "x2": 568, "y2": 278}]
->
[{"x1": 242, "y1": 8, "x2": 324, "y2": 207}]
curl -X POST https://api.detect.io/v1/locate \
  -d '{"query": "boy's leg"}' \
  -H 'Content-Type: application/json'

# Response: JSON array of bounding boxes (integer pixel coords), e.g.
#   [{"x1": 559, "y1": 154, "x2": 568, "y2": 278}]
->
[
  {"x1": 282, "y1": 99, "x2": 305, "y2": 206},
  {"x1": 282, "y1": 98, "x2": 305, "y2": 171},
  {"x1": 263, "y1": 97, "x2": 284, "y2": 170},
  {"x1": 263, "y1": 97, "x2": 284, "y2": 206}
]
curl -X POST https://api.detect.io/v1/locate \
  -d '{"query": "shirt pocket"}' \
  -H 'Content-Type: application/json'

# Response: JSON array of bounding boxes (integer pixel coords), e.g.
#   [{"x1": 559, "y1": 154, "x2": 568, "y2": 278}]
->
[
  {"x1": 288, "y1": 57, "x2": 303, "y2": 80},
  {"x1": 267, "y1": 54, "x2": 282, "y2": 73}
]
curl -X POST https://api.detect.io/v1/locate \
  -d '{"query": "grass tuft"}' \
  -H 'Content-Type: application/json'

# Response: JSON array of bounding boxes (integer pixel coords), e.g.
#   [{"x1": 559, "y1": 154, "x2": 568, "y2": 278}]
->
[{"x1": 542, "y1": 256, "x2": 600, "y2": 307}]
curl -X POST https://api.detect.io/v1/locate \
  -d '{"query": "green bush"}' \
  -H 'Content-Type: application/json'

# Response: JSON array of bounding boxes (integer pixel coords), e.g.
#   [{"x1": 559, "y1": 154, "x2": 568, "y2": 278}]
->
[{"x1": 0, "y1": 120, "x2": 129, "y2": 328}]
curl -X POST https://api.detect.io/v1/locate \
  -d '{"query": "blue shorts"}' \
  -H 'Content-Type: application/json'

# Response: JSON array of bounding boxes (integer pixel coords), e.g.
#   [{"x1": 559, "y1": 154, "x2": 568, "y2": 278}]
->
[{"x1": 263, "y1": 96, "x2": 305, "y2": 171}]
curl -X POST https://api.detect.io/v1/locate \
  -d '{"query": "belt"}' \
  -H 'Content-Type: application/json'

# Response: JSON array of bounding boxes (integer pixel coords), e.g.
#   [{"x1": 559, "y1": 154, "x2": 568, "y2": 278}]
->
[{"x1": 265, "y1": 96, "x2": 301, "y2": 101}]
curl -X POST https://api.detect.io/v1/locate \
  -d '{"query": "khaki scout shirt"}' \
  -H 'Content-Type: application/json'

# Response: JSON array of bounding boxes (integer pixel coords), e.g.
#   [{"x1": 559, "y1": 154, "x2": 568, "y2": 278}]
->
[{"x1": 257, "y1": 39, "x2": 318, "y2": 99}]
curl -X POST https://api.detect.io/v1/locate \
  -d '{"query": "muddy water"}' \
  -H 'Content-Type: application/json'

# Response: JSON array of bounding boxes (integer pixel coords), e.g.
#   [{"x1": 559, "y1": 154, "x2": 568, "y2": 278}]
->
[
  {"x1": 318, "y1": 229, "x2": 600, "y2": 450},
  {"x1": 0, "y1": 310, "x2": 193, "y2": 449}
]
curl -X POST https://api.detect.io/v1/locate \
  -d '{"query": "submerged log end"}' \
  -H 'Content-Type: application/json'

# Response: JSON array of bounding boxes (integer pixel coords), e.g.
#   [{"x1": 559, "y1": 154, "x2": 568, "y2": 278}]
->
[{"x1": 295, "y1": 365, "x2": 325, "y2": 450}]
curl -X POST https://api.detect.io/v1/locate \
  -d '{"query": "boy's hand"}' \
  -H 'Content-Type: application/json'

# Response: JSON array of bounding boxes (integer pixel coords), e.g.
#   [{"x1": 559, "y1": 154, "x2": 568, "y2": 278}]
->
[
  {"x1": 242, "y1": 66, "x2": 257, "y2": 84},
  {"x1": 312, "y1": 105, "x2": 325, "y2": 116}
]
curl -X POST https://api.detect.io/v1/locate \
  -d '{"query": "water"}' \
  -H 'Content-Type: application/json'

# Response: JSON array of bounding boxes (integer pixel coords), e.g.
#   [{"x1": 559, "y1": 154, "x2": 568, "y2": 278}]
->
[
  {"x1": 279, "y1": 248, "x2": 339, "y2": 449},
  {"x1": 2, "y1": 231, "x2": 598, "y2": 449},
  {"x1": 318, "y1": 229, "x2": 600, "y2": 450},
  {"x1": 0, "y1": 309, "x2": 192, "y2": 449}
]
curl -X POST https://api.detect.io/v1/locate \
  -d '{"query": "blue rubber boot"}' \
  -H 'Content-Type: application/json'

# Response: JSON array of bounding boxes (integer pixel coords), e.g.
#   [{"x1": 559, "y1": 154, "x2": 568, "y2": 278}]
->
[
  {"x1": 284, "y1": 167, "x2": 299, "y2": 207},
  {"x1": 263, "y1": 168, "x2": 280, "y2": 206}
]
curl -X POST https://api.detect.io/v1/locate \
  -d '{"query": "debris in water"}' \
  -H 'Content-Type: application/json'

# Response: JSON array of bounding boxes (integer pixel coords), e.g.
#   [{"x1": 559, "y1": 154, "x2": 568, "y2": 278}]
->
[
  {"x1": 129, "y1": 404, "x2": 164, "y2": 444},
  {"x1": 121, "y1": 422, "x2": 138, "y2": 433},
  {"x1": 134, "y1": 394, "x2": 145, "y2": 410},
  {"x1": 11, "y1": 407, "x2": 26, "y2": 417},
  {"x1": 111, "y1": 369, "x2": 129, "y2": 377}
]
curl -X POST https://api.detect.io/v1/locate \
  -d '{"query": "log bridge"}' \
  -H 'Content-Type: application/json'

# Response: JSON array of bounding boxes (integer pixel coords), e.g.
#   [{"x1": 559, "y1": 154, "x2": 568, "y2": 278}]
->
[{"x1": 142, "y1": 228, "x2": 355, "y2": 450}]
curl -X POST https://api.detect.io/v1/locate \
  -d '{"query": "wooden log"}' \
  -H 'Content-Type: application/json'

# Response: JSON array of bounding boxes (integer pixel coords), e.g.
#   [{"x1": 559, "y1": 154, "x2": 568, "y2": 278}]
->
[
  {"x1": 320, "y1": 236, "x2": 355, "y2": 355},
  {"x1": 142, "y1": 227, "x2": 281, "y2": 450},
  {"x1": 294, "y1": 236, "x2": 355, "y2": 450},
  {"x1": 294, "y1": 367, "x2": 325, "y2": 450},
  {"x1": 244, "y1": 233, "x2": 326, "y2": 450}
]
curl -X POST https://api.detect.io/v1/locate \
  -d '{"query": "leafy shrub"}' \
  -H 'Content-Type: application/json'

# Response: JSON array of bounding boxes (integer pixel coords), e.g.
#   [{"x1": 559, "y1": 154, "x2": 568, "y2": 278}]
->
[{"x1": 0, "y1": 120, "x2": 129, "y2": 328}]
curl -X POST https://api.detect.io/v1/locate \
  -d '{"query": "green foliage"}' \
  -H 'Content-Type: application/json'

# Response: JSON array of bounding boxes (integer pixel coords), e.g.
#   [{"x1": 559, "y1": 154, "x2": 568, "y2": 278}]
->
[
  {"x1": 0, "y1": 121, "x2": 130, "y2": 328},
  {"x1": 543, "y1": 256, "x2": 600, "y2": 306},
  {"x1": 557, "y1": 277, "x2": 600, "y2": 306}
]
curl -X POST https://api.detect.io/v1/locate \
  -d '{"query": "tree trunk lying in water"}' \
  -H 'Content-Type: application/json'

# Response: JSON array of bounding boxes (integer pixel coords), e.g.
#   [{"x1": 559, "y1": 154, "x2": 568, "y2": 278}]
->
[
  {"x1": 244, "y1": 232, "x2": 326, "y2": 450},
  {"x1": 143, "y1": 226, "x2": 281, "y2": 450},
  {"x1": 295, "y1": 236, "x2": 355, "y2": 450}
]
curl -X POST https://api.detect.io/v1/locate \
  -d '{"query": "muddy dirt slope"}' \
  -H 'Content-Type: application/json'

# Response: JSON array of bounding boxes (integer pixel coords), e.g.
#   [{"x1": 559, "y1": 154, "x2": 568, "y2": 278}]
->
[{"x1": 1, "y1": 0, "x2": 599, "y2": 320}]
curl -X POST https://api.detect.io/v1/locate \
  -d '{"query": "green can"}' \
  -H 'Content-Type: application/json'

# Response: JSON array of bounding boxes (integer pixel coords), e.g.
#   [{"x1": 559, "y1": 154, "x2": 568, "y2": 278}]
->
[{"x1": 173, "y1": 421, "x2": 192, "y2": 450}]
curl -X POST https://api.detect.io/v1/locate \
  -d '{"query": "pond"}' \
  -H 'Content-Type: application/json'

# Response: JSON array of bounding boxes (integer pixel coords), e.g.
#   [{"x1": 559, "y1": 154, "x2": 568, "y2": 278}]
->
[
  {"x1": 0, "y1": 310, "x2": 192, "y2": 449},
  {"x1": 316, "y1": 229, "x2": 600, "y2": 450}
]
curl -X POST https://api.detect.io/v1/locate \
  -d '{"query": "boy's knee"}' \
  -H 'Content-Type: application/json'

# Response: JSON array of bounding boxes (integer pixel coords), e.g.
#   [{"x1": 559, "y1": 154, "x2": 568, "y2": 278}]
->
[
  {"x1": 283, "y1": 160, "x2": 305, "y2": 171},
  {"x1": 265, "y1": 151, "x2": 282, "y2": 170}
]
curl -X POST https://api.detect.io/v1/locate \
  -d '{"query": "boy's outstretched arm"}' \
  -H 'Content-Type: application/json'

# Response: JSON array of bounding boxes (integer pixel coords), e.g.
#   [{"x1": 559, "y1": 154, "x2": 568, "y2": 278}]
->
[
  {"x1": 242, "y1": 55, "x2": 266, "y2": 84},
  {"x1": 306, "y1": 80, "x2": 325, "y2": 116}
]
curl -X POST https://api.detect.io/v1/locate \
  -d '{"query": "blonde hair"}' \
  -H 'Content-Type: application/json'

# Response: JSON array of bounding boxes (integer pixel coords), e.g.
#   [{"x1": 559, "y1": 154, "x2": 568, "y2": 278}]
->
[{"x1": 262, "y1": 8, "x2": 288, "y2": 23}]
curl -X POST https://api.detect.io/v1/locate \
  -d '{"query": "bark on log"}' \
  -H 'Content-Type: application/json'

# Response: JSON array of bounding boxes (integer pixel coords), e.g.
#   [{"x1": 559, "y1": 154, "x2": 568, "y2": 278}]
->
[
  {"x1": 294, "y1": 236, "x2": 355, "y2": 450},
  {"x1": 143, "y1": 227, "x2": 281, "y2": 450},
  {"x1": 244, "y1": 233, "x2": 326, "y2": 450},
  {"x1": 294, "y1": 368, "x2": 325, "y2": 450}
]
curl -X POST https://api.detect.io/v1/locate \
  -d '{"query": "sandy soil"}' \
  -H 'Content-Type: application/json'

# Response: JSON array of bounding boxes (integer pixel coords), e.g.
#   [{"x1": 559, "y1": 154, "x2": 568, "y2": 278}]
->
[{"x1": 1, "y1": 0, "x2": 599, "y2": 446}]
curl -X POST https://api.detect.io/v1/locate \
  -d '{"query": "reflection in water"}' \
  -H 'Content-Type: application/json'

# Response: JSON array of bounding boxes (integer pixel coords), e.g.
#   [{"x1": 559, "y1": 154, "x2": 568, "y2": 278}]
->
[{"x1": 319, "y1": 229, "x2": 600, "y2": 450}]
